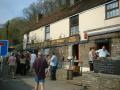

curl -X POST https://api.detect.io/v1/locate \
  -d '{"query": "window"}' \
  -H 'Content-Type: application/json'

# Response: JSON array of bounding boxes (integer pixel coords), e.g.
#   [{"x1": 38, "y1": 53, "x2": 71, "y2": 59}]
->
[
  {"x1": 45, "y1": 25, "x2": 50, "y2": 40},
  {"x1": 106, "y1": 0, "x2": 119, "y2": 19},
  {"x1": 70, "y1": 15, "x2": 79, "y2": 36}
]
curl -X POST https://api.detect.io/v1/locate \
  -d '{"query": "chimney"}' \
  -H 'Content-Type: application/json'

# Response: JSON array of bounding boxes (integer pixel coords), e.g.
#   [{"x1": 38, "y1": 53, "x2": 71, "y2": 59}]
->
[{"x1": 36, "y1": 13, "x2": 43, "y2": 23}]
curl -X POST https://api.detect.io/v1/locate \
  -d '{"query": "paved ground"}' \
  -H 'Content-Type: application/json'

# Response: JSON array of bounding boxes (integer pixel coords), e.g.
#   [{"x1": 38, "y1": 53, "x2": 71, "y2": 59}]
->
[
  {"x1": 0, "y1": 76, "x2": 81, "y2": 90},
  {"x1": 0, "y1": 64, "x2": 81, "y2": 90}
]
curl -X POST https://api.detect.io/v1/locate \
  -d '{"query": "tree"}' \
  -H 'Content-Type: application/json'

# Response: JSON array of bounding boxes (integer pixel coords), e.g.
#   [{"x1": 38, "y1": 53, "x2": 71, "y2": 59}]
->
[
  {"x1": 23, "y1": 2, "x2": 42, "y2": 22},
  {"x1": 23, "y1": 0, "x2": 69, "y2": 21},
  {"x1": 0, "y1": 17, "x2": 29, "y2": 46}
]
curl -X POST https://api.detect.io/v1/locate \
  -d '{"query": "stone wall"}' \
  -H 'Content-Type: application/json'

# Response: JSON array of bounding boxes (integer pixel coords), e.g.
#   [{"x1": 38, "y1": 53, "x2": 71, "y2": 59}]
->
[
  {"x1": 111, "y1": 37, "x2": 120, "y2": 57},
  {"x1": 79, "y1": 42, "x2": 96, "y2": 67}
]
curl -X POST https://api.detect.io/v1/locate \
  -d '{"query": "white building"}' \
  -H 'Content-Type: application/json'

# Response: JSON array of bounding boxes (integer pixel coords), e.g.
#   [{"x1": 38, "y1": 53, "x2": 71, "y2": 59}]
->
[{"x1": 23, "y1": 0, "x2": 120, "y2": 67}]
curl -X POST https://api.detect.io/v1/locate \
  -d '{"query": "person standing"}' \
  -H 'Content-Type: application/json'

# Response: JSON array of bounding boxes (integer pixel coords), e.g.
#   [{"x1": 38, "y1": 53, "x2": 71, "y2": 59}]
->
[
  {"x1": 61, "y1": 56, "x2": 64, "y2": 68},
  {"x1": 45, "y1": 55, "x2": 51, "y2": 77},
  {"x1": 89, "y1": 47, "x2": 96, "y2": 71},
  {"x1": 20, "y1": 54, "x2": 26, "y2": 75},
  {"x1": 15, "y1": 52, "x2": 21, "y2": 74},
  {"x1": 25, "y1": 51, "x2": 30, "y2": 74},
  {"x1": 8, "y1": 53, "x2": 16, "y2": 79},
  {"x1": 96, "y1": 45, "x2": 110, "y2": 58},
  {"x1": 0, "y1": 56, "x2": 3, "y2": 72},
  {"x1": 50, "y1": 52, "x2": 58, "y2": 80},
  {"x1": 33, "y1": 52, "x2": 48, "y2": 90},
  {"x1": 30, "y1": 51, "x2": 36, "y2": 73}
]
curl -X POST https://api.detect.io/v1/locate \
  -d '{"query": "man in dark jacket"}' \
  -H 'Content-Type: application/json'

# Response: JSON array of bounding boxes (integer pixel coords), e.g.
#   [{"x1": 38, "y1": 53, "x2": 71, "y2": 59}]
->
[{"x1": 33, "y1": 52, "x2": 48, "y2": 90}]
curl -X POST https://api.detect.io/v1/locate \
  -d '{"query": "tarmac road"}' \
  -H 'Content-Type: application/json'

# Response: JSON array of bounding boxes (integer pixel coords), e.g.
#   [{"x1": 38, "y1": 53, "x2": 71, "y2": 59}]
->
[{"x1": 0, "y1": 76, "x2": 81, "y2": 90}]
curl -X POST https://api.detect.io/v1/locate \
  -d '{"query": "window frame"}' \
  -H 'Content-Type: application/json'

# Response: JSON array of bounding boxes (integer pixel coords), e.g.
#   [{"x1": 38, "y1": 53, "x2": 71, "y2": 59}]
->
[
  {"x1": 105, "y1": 0, "x2": 119, "y2": 19},
  {"x1": 70, "y1": 15, "x2": 79, "y2": 36},
  {"x1": 45, "y1": 25, "x2": 50, "y2": 40}
]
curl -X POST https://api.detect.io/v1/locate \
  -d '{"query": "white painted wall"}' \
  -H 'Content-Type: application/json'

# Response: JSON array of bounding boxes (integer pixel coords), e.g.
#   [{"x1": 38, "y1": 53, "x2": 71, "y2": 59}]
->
[
  {"x1": 79, "y1": 6, "x2": 105, "y2": 33},
  {"x1": 28, "y1": 17, "x2": 70, "y2": 43},
  {"x1": 79, "y1": 4, "x2": 120, "y2": 40},
  {"x1": 50, "y1": 18, "x2": 70, "y2": 40},
  {"x1": 29, "y1": 26, "x2": 45, "y2": 43}
]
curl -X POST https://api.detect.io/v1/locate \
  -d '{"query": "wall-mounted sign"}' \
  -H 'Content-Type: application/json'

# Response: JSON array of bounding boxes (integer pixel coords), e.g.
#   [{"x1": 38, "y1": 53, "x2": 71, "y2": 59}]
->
[
  {"x1": 67, "y1": 35, "x2": 80, "y2": 43},
  {"x1": 27, "y1": 35, "x2": 80, "y2": 49},
  {"x1": 0, "y1": 40, "x2": 9, "y2": 56},
  {"x1": 50, "y1": 39, "x2": 65, "y2": 46}
]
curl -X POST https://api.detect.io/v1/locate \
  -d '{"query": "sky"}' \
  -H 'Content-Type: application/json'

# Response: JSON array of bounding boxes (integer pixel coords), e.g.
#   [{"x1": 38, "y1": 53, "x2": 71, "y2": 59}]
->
[{"x1": 0, "y1": 0, "x2": 38, "y2": 24}]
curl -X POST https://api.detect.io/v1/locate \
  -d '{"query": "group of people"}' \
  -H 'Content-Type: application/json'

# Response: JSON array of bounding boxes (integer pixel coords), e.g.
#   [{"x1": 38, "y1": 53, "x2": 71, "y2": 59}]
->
[
  {"x1": 0, "y1": 46, "x2": 111, "y2": 90},
  {"x1": 89, "y1": 45, "x2": 110, "y2": 71},
  {"x1": 7, "y1": 51, "x2": 31, "y2": 79},
  {"x1": 7, "y1": 50, "x2": 58, "y2": 90}
]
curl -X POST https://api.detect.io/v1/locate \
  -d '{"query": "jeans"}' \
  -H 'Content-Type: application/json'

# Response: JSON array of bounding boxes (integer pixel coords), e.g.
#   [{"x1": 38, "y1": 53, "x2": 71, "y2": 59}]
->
[
  {"x1": 50, "y1": 66, "x2": 57, "y2": 80},
  {"x1": 89, "y1": 61, "x2": 93, "y2": 71}
]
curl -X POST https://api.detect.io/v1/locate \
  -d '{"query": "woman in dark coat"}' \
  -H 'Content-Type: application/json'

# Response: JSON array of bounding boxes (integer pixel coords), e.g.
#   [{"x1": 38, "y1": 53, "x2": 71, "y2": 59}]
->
[{"x1": 33, "y1": 52, "x2": 48, "y2": 90}]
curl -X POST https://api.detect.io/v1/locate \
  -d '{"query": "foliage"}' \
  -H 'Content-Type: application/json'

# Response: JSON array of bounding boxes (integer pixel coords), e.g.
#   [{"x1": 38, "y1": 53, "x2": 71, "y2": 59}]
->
[
  {"x1": 0, "y1": 17, "x2": 29, "y2": 46},
  {"x1": 23, "y1": 0, "x2": 69, "y2": 21},
  {"x1": 23, "y1": 3, "x2": 39, "y2": 22}
]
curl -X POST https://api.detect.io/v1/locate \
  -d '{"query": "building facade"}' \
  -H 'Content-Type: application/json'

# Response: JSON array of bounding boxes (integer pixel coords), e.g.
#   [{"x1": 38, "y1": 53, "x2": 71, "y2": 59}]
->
[{"x1": 23, "y1": 0, "x2": 120, "y2": 68}]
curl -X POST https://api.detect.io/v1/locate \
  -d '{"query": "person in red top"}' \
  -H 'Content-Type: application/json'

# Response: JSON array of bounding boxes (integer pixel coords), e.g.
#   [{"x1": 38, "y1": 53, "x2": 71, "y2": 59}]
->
[{"x1": 33, "y1": 52, "x2": 48, "y2": 90}]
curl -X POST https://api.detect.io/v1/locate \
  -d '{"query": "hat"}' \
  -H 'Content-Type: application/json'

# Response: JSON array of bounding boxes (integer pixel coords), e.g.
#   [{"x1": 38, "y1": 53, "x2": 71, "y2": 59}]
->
[{"x1": 67, "y1": 56, "x2": 72, "y2": 60}]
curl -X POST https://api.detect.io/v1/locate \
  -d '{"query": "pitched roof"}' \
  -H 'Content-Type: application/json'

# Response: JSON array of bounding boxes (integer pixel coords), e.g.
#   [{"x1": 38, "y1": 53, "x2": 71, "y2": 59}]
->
[{"x1": 27, "y1": 0, "x2": 112, "y2": 33}]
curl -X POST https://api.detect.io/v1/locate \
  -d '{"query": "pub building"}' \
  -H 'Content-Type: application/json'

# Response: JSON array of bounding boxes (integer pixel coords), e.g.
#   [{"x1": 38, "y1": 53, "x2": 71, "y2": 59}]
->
[{"x1": 23, "y1": 0, "x2": 120, "y2": 74}]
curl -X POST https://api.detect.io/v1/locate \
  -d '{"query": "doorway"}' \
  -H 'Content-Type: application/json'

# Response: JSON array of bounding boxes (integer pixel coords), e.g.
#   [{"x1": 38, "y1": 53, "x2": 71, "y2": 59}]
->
[{"x1": 72, "y1": 44, "x2": 79, "y2": 60}]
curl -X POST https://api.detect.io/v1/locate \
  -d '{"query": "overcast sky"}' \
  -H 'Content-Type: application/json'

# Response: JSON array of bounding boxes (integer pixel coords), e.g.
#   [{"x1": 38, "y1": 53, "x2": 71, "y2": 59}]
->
[{"x1": 0, "y1": 0, "x2": 38, "y2": 24}]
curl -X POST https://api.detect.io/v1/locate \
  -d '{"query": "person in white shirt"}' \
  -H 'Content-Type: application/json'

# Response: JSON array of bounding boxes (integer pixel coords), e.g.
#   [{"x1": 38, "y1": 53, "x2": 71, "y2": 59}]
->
[
  {"x1": 50, "y1": 52, "x2": 58, "y2": 80},
  {"x1": 96, "y1": 46, "x2": 110, "y2": 58},
  {"x1": 30, "y1": 51, "x2": 36, "y2": 72}
]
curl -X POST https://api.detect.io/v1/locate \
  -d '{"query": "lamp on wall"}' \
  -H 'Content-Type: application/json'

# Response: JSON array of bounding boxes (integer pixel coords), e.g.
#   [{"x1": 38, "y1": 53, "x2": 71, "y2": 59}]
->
[{"x1": 59, "y1": 34, "x2": 65, "y2": 39}]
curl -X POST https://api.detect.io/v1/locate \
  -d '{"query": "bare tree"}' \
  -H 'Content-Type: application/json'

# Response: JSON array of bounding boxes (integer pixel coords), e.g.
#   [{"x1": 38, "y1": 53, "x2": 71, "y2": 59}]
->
[{"x1": 23, "y1": 2, "x2": 40, "y2": 22}]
